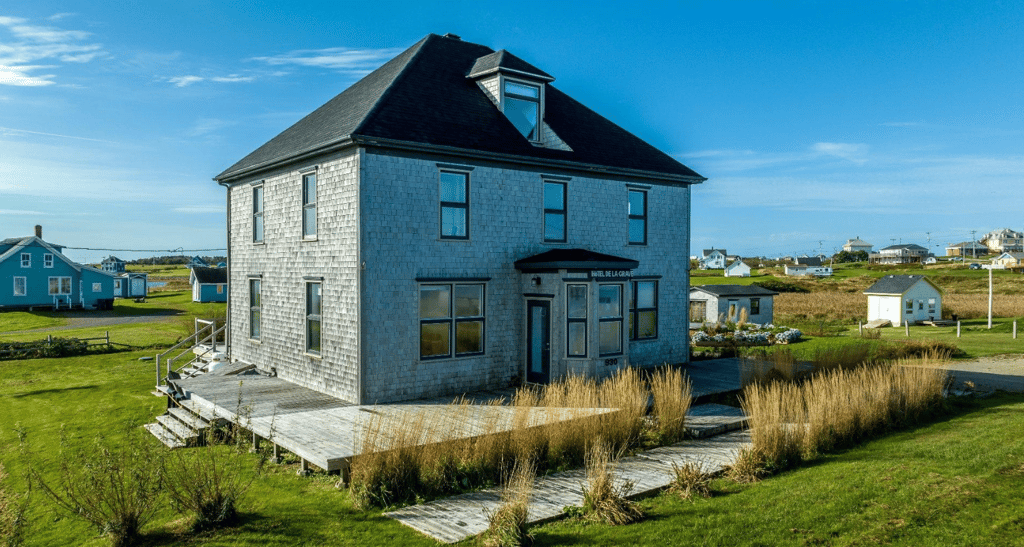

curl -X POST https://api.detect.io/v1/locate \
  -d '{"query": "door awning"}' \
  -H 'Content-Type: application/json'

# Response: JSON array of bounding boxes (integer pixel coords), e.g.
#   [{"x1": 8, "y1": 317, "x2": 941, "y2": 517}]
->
[{"x1": 514, "y1": 248, "x2": 639, "y2": 272}]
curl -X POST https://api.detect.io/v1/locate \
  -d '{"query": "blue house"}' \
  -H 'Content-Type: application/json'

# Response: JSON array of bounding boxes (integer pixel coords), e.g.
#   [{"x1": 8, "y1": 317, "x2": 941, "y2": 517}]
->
[
  {"x1": 189, "y1": 266, "x2": 227, "y2": 302},
  {"x1": 187, "y1": 256, "x2": 209, "y2": 268},
  {"x1": 1, "y1": 226, "x2": 116, "y2": 310},
  {"x1": 114, "y1": 272, "x2": 149, "y2": 299}
]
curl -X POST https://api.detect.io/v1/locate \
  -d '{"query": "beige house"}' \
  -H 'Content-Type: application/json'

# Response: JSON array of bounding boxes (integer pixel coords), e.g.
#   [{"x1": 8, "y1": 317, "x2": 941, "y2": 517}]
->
[
  {"x1": 842, "y1": 237, "x2": 872, "y2": 253},
  {"x1": 981, "y1": 228, "x2": 1024, "y2": 253}
]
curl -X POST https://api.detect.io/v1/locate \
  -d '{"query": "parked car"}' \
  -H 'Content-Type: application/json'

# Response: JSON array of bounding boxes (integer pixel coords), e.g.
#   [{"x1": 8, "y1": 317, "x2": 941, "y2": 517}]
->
[{"x1": 969, "y1": 263, "x2": 981, "y2": 269}]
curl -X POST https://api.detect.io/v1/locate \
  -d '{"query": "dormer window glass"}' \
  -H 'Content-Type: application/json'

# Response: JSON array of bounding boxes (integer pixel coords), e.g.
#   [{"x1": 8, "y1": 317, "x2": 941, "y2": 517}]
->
[{"x1": 503, "y1": 80, "x2": 540, "y2": 141}]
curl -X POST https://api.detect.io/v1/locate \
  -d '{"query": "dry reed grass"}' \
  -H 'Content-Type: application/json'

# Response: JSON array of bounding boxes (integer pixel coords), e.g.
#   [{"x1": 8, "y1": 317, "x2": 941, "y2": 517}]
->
[
  {"x1": 738, "y1": 361, "x2": 947, "y2": 476},
  {"x1": 349, "y1": 366, "x2": 691, "y2": 508},
  {"x1": 669, "y1": 459, "x2": 713, "y2": 500},
  {"x1": 482, "y1": 458, "x2": 535, "y2": 547},
  {"x1": 777, "y1": 292, "x2": 1024, "y2": 322},
  {"x1": 580, "y1": 440, "x2": 643, "y2": 525}
]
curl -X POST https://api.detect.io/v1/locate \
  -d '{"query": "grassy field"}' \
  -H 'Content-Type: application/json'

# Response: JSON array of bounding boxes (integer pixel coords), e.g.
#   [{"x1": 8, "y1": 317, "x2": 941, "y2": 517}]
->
[
  {"x1": 0, "y1": 312, "x2": 67, "y2": 333},
  {"x1": 2, "y1": 347, "x2": 1021, "y2": 545}
]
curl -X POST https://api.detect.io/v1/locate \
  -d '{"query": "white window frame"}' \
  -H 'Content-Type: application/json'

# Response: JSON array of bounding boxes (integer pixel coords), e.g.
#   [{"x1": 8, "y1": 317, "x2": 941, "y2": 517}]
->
[
  {"x1": 249, "y1": 278, "x2": 261, "y2": 341},
  {"x1": 253, "y1": 183, "x2": 265, "y2": 244},
  {"x1": 302, "y1": 172, "x2": 317, "y2": 240},
  {"x1": 20, "y1": 253, "x2": 30, "y2": 268},
  {"x1": 44, "y1": 254, "x2": 53, "y2": 268},
  {"x1": 305, "y1": 280, "x2": 322, "y2": 356},
  {"x1": 13, "y1": 276, "x2": 26, "y2": 296},
  {"x1": 48, "y1": 276, "x2": 71, "y2": 296},
  {"x1": 92, "y1": 282, "x2": 102, "y2": 292}
]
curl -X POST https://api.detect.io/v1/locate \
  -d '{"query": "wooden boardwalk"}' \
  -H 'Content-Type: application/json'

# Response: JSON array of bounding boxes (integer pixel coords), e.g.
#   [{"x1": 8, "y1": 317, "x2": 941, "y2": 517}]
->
[
  {"x1": 172, "y1": 358, "x2": 744, "y2": 474},
  {"x1": 386, "y1": 425, "x2": 751, "y2": 543}
]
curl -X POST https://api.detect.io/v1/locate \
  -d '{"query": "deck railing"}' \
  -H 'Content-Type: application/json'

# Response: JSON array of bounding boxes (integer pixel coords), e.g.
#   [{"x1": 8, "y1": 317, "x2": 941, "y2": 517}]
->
[{"x1": 155, "y1": 318, "x2": 227, "y2": 387}]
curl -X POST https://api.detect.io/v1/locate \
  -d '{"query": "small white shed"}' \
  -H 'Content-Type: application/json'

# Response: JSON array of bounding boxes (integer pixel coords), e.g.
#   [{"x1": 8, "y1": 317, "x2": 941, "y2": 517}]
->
[
  {"x1": 689, "y1": 285, "x2": 778, "y2": 326},
  {"x1": 864, "y1": 275, "x2": 943, "y2": 327},
  {"x1": 724, "y1": 259, "x2": 751, "y2": 277}
]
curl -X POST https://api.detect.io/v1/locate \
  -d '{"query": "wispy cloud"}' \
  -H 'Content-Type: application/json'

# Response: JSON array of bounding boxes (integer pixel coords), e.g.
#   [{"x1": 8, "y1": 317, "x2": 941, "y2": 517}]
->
[
  {"x1": 811, "y1": 142, "x2": 869, "y2": 163},
  {"x1": 0, "y1": 209, "x2": 49, "y2": 215},
  {"x1": 0, "y1": 125, "x2": 118, "y2": 144},
  {"x1": 251, "y1": 47, "x2": 402, "y2": 75},
  {"x1": 173, "y1": 205, "x2": 223, "y2": 214},
  {"x1": 186, "y1": 118, "x2": 235, "y2": 137},
  {"x1": 46, "y1": 13, "x2": 75, "y2": 22},
  {"x1": 166, "y1": 73, "x2": 255, "y2": 87},
  {"x1": 0, "y1": 14, "x2": 104, "y2": 86}
]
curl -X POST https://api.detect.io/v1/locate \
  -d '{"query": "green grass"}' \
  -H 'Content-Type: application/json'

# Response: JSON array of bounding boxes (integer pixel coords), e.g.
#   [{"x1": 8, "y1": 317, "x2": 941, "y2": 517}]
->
[
  {"x1": 0, "y1": 312, "x2": 66, "y2": 333},
  {"x1": 532, "y1": 393, "x2": 1024, "y2": 546}
]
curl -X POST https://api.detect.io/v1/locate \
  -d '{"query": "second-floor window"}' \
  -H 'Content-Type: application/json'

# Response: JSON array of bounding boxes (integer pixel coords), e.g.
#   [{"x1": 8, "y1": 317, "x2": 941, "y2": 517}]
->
[
  {"x1": 44, "y1": 254, "x2": 53, "y2": 268},
  {"x1": 302, "y1": 173, "x2": 317, "y2": 239},
  {"x1": 439, "y1": 171, "x2": 469, "y2": 239},
  {"x1": 628, "y1": 189, "x2": 647, "y2": 245},
  {"x1": 253, "y1": 185, "x2": 264, "y2": 243},
  {"x1": 543, "y1": 181, "x2": 566, "y2": 242},
  {"x1": 20, "y1": 253, "x2": 30, "y2": 268}
]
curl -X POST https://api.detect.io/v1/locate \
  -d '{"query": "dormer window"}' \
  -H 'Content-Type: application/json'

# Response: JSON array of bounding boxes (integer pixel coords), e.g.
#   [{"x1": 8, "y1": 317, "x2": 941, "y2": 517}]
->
[{"x1": 503, "y1": 80, "x2": 541, "y2": 141}]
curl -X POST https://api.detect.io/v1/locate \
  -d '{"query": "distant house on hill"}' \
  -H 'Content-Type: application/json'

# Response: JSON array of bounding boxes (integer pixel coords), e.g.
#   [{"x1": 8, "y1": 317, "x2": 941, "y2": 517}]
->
[
  {"x1": 864, "y1": 275, "x2": 942, "y2": 326},
  {"x1": 784, "y1": 256, "x2": 832, "y2": 277},
  {"x1": 689, "y1": 285, "x2": 777, "y2": 326},
  {"x1": 945, "y1": 241, "x2": 988, "y2": 258},
  {"x1": 995, "y1": 252, "x2": 1024, "y2": 269},
  {"x1": 699, "y1": 249, "x2": 727, "y2": 270},
  {"x1": 101, "y1": 256, "x2": 127, "y2": 273},
  {"x1": 870, "y1": 243, "x2": 929, "y2": 265},
  {"x1": 724, "y1": 259, "x2": 750, "y2": 278},
  {"x1": 843, "y1": 237, "x2": 872, "y2": 253},
  {"x1": 981, "y1": 228, "x2": 1024, "y2": 253},
  {"x1": 0, "y1": 225, "x2": 116, "y2": 310},
  {"x1": 189, "y1": 266, "x2": 227, "y2": 303},
  {"x1": 187, "y1": 256, "x2": 210, "y2": 268}
]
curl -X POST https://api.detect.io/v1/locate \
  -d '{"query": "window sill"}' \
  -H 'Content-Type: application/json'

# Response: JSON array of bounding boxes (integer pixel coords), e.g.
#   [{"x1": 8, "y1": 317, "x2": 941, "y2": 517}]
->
[
  {"x1": 420, "y1": 353, "x2": 485, "y2": 363},
  {"x1": 302, "y1": 237, "x2": 318, "y2": 242},
  {"x1": 249, "y1": 338, "x2": 261, "y2": 345},
  {"x1": 627, "y1": 243, "x2": 648, "y2": 247},
  {"x1": 253, "y1": 241, "x2": 265, "y2": 246},
  {"x1": 629, "y1": 337, "x2": 658, "y2": 343},
  {"x1": 305, "y1": 352, "x2": 322, "y2": 360}
]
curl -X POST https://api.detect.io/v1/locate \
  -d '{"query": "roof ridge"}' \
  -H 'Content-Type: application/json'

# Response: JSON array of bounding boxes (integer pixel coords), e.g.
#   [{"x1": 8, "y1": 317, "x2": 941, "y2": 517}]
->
[{"x1": 352, "y1": 33, "x2": 436, "y2": 136}]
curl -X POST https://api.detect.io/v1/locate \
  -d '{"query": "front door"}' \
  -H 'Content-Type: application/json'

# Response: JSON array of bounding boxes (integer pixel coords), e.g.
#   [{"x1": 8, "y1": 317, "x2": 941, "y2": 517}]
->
[{"x1": 526, "y1": 300, "x2": 551, "y2": 384}]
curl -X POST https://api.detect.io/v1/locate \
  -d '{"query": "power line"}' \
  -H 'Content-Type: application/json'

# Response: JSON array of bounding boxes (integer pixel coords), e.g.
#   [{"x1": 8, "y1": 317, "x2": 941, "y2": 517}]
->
[{"x1": 62, "y1": 246, "x2": 226, "y2": 253}]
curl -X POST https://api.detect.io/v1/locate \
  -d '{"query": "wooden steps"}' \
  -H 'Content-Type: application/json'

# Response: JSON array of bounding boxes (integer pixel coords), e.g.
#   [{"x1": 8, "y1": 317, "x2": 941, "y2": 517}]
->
[{"x1": 144, "y1": 401, "x2": 214, "y2": 448}]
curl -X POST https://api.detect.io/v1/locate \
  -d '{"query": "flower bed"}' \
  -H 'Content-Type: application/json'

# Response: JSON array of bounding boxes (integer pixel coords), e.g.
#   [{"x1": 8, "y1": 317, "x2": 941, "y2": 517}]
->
[{"x1": 691, "y1": 324, "x2": 802, "y2": 346}]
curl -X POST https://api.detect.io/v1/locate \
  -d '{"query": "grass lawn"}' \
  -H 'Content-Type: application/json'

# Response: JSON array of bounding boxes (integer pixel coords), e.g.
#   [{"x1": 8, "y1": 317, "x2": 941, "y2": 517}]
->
[
  {"x1": 0, "y1": 312, "x2": 66, "y2": 333},
  {"x1": 3, "y1": 344, "x2": 1024, "y2": 545}
]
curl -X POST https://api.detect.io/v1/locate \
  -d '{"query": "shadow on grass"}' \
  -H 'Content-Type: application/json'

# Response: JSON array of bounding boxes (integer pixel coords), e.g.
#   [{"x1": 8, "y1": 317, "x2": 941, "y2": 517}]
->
[{"x1": 11, "y1": 384, "x2": 97, "y2": 398}]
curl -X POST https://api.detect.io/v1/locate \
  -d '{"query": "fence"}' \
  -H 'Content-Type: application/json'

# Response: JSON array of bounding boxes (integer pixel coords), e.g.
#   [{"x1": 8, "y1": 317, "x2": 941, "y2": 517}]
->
[{"x1": 0, "y1": 332, "x2": 121, "y2": 360}]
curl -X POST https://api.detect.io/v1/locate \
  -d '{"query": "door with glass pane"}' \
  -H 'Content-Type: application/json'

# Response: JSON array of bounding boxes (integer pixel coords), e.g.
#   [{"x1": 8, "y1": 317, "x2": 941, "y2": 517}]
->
[{"x1": 526, "y1": 300, "x2": 550, "y2": 384}]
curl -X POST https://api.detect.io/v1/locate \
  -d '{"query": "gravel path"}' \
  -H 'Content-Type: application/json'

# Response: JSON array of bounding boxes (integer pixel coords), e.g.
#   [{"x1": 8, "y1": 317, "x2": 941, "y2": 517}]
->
[
  {"x1": 0, "y1": 309, "x2": 180, "y2": 335},
  {"x1": 934, "y1": 354, "x2": 1024, "y2": 393}
]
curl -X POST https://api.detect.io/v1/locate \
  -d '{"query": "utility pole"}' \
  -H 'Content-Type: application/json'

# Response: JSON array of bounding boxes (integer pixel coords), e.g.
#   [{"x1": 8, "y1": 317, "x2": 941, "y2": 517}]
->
[
  {"x1": 989, "y1": 257, "x2": 994, "y2": 329},
  {"x1": 971, "y1": 230, "x2": 977, "y2": 259}
]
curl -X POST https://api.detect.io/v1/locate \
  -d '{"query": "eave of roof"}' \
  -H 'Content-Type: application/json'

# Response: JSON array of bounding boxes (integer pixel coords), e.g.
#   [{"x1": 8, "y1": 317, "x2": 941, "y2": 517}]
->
[
  {"x1": 689, "y1": 285, "x2": 778, "y2": 297},
  {"x1": 514, "y1": 248, "x2": 639, "y2": 272}
]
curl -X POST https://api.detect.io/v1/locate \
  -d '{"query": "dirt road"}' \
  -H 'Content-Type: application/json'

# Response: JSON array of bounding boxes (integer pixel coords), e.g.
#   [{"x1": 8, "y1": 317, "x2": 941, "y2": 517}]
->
[{"x1": 937, "y1": 354, "x2": 1024, "y2": 393}]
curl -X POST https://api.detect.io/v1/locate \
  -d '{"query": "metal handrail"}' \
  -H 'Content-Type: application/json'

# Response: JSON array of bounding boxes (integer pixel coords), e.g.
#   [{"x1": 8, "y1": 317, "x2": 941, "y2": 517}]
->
[{"x1": 154, "y1": 319, "x2": 224, "y2": 387}]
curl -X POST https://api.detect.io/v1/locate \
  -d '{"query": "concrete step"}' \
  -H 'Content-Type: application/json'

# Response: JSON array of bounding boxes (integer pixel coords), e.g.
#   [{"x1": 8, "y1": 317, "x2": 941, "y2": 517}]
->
[
  {"x1": 144, "y1": 422, "x2": 185, "y2": 449},
  {"x1": 155, "y1": 414, "x2": 200, "y2": 444}
]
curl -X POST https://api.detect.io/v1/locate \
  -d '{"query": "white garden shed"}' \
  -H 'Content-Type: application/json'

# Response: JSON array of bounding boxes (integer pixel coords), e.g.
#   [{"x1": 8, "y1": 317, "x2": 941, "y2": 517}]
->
[
  {"x1": 863, "y1": 275, "x2": 943, "y2": 327},
  {"x1": 724, "y1": 259, "x2": 751, "y2": 277}
]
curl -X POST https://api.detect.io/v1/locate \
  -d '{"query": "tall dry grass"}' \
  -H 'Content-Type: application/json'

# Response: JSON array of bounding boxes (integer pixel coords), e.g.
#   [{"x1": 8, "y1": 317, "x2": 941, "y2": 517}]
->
[
  {"x1": 349, "y1": 366, "x2": 691, "y2": 508},
  {"x1": 777, "y1": 292, "x2": 1024, "y2": 322},
  {"x1": 482, "y1": 458, "x2": 535, "y2": 547},
  {"x1": 579, "y1": 440, "x2": 643, "y2": 525},
  {"x1": 738, "y1": 361, "x2": 947, "y2": 477}
]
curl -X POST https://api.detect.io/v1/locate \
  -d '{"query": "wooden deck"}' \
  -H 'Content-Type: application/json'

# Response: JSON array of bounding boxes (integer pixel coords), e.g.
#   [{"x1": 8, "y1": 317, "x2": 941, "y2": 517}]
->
[{"x1": 172, "y1": 358, "x2": 744, "y2": 473}]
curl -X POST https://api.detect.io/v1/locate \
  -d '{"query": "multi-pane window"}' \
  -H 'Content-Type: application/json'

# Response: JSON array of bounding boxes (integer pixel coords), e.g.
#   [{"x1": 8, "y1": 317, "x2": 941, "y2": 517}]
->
[
  {"x1": 419, "y1": 283, "x2": 485, "y2": 359},
  {"x1": 543, "y1": 181, "x2": 566, "y2": 242},
  {"x1": 905, "y1": 299, "x2": 913, "y2": 313},
  {"x1": 20, "y1": 253, "x2": 30, "y2": 268},
  {"x1": 750, "y1": 297, "x2": 760, "y2": 316},
  {"x1": 439, "y1": 171, "x2": 469, "y2": 239},
  {"x1": 114, "y1": 279, "x2": 122, "y2": 292},
  {"x1": 598, "y1": 284, "x2": 623, "y2": 356},
  {"x1": 503, "y1": 80, "x2": 540, "y2": 141},
  {"x1": 253, "y1": 185, "x2": 264, "y2": 243},
  {"x1": 44, "y1": 254, "x2": 53, "y2": 268},
  {"x1": 567, "y1": 284, "x2": 588, "y2": 357},
  {"x1": 48, "y1": 277, "x2": 71, "y2": 295},
  {"x1": 629, "y1": 280, "x2": 658, "y2": 340},
  {"x1": 628, "y1": 189, "x2": 647, "y2": 245},
  {"x1": 92, "y1": 283, "x2": 101, "y2": 292},
  {"x1": 306, "y1": 281, "x2": 321, "y2": 354},
  {"x1": 13, "y1": 277, "x2": 26, "y2": 296},
  {"x1": 302, "y1": 173, "x2": 317, "y2": 238},
  {"x1": 250, "y1": 279, "x2": 261, "y2": 340},
  {"x1": 928, "y1": 298, "x2": 936, "y2": 314},
  {"x1": 690, "y1": 300, "x2": 707, "y2": 322}
]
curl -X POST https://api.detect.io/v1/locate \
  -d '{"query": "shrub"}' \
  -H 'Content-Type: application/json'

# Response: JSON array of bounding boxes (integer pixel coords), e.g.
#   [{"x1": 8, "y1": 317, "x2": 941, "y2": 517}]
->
[
  {"x1": 669, "y1": 460, "x2": 713, "y2": 500},
  {"x1": 649, "y1": 367, "x2": 692, "y2": 443},
  {"x1": 753, "y1": 279, "x2": 810, "y2": 293},
  {"x1": 30, "y1": 428, "x2": 164, "y2": 547},
  {"x1": 0, "y1": 338, "x2": 92, "y2": 361},
  {"x1": 482, "y1": 459, "x2": 535, "y2": 547},
  {"x1": 579, "y1": 440, "x2": 643, "y2": 526}
]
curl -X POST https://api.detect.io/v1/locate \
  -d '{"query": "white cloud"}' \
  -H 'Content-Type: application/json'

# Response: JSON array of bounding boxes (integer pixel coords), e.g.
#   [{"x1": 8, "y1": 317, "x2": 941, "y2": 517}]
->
[
  {"x1": 0, "y1": 14, "x2": 104, "y2": 86},
  {"x1": 0, "y1": 125, "x2": 117, "y2": 143},
  {"x1": 0, "y1": 209, "x2": 49, "y2": 215},
  {"x1": 811, "y1": 142, "x2": 869, "y2": 163},
  {"x1": 173, "y1": 205, "x2": 224, "y2": 214},
  {"x1": 166, "y1": 73, "x2": 254, "y2": 87},
  {"x1": 47, "y1": 13, "x2": 75, "y2": 22},
  {"x1": 252, "y1": 47, "x2": 402, "y2": 75},
  {"x1": 167, "y1": 75, "x2": 203, "y2": 87},
  {"x1": 186, "y1": 118, "x2": 234, "y2": 137}
]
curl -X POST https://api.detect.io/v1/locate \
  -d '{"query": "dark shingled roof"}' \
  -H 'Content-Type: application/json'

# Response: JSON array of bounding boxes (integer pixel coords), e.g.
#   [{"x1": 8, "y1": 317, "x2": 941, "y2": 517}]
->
[
  {"x1": 191, "y1": 266, "x2": 227, "y2": 285},
  {"x1": 467, "y1": 49, "x2": 553, "y2": 80},
  {"x1": 215, "y1": 33, "x2": 703, "y2": 183},
  {"x1": 879, "y1": 244, "x2": 927, "y2": 252},
  {"x1": 514, "y1": 248, "x2": 639, "y2": 271},
  {"x1": 864, "y1": 275, "x2": 938, "y2": 295},
  {"x1": 690, "y1": 285, "x2": 778, "y2": 297}
]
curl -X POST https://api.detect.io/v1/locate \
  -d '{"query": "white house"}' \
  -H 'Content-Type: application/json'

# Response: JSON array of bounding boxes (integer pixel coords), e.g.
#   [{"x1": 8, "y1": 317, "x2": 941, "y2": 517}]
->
[
  {"x1": 784, "y1": 256, "x2": 831, "y2": 277},
  {"x1": 981, "y1": 228, "x2": 1024, "y2": 253},
  {"x1": 699, "y1": 249, "x2": 727, "y2": 270},
  {"x1": 724, "y1": 259, "x2": 750, "y2": 277},
  {"x1": 843, "y1": 237, "x2": 872, "y2": 253},
  {"x1": 869, "y1": 243, "x2": 929, "y2": 265},
  {"x1": 864, "y1": 275, "x2": 942, "y2": 326},
  {"x1": 207, "y1": 33, "x2": 706, "y2": 405},
  {"x1": 689, "y1": 285, "x2": 777, "y2": 326}
]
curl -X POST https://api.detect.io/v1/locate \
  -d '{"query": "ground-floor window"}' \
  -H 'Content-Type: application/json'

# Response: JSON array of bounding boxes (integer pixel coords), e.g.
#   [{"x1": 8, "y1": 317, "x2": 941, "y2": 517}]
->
[
  {"x1": 250, "y1": 278, "x2": 261, "y2": 340},
  {"x1": 420, "y1": 283, "x2": 485, "y2": 359},
  {"x1": 629, "y1": 280, "x2": 657, "y2": 340},
  {"x1": 92, "y1": 283, "x2": 102, "y2": 292},
  {"x1": 48, "y1": 277, "x2": 71, "y2": 295},
  {"x1": 750, "y1": 297, "x2": 760, "y2": 315},
  {"x1": 567, "y1": 284, "x2": 588, "y2": 357},
  {"x1": 114, "y1": 279, "x2": 122, "y2": 292},
  {"x1": 598, "y1": 284, "x2": 623, "y2": 356},
  {"x1": 727, "y1": 299, "x2": 738, "y2": 321},
  {"x1": 689, "y1": 300, "x2": 706, "y2": 322},
  {"x1": 905, "y1": 299, "x2": 913, "y2": 314},
  {"x1": 13, "y1": 277, "x2": 26, "y2": 296},
  {"x1": 306, "y1": 281, "x2": 321, "y2": 355}
]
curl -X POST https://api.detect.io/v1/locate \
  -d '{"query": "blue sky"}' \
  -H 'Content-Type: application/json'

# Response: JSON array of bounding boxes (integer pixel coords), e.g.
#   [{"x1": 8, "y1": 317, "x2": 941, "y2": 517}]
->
[{"x1": 1, "y1": 1, "x2": 1022, "y2": 263}]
